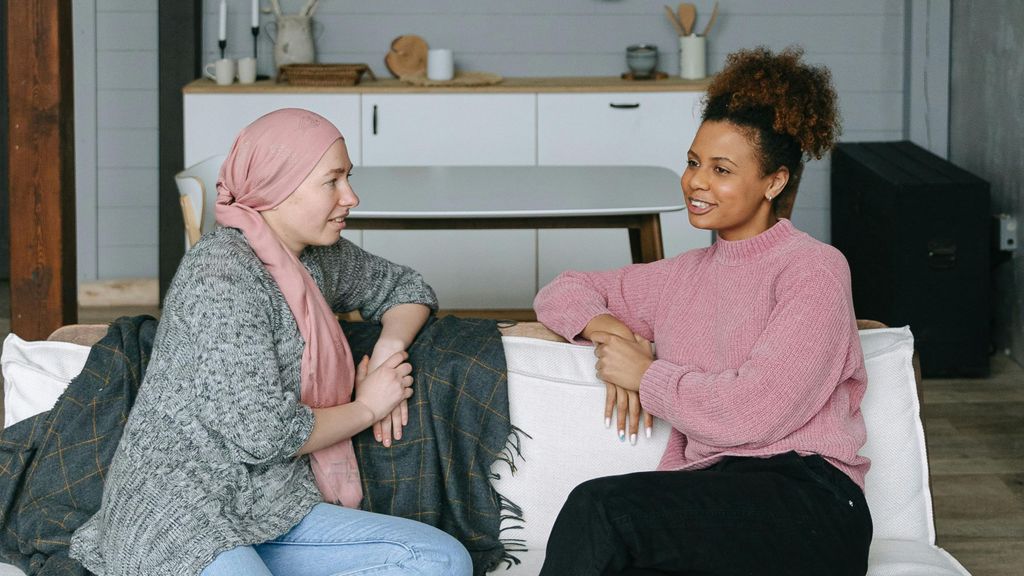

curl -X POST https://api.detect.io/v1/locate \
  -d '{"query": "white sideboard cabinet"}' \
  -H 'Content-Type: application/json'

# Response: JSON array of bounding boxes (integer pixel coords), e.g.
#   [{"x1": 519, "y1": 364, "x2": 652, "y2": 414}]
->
[{"x1": 182, "y1": 78, "x2": 709, "y2": 310}]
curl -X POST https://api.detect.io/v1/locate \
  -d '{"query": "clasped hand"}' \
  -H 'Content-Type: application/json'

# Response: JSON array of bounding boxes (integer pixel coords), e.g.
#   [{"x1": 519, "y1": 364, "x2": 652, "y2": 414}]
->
[
  {"x1": 590, "y1": 331, "x2": 655, "y2": 443},
  {"x1": 354, "y1": 346, "x2": 414, "y2": 448}
]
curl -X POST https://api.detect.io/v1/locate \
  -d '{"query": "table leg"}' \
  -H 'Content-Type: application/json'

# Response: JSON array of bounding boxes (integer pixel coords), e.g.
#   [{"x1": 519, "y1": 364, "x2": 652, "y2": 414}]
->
[{"x1": 629, "y1": 214, "x2": 665, "y2": 263}]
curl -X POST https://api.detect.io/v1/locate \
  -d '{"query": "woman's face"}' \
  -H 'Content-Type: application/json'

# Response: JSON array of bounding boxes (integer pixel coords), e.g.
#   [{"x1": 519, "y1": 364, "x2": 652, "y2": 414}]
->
[
  {"x1": 681, "y1": 120, "x2": 788, "y2": 241},
  {"x1": 262, "y1": 139, "x2": 359, "y2": 256}
]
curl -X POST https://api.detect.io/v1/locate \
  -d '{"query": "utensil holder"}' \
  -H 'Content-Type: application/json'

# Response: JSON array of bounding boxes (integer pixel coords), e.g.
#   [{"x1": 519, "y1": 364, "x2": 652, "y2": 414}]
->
[{"x1": 679, "y1": 35, "x2": 706, "y2": 79}]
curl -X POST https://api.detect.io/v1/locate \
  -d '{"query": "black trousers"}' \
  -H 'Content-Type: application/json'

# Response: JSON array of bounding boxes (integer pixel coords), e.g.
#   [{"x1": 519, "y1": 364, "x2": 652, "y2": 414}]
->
[{"x1": 538, "y1": 452, "x2": 872, "y2": 576}]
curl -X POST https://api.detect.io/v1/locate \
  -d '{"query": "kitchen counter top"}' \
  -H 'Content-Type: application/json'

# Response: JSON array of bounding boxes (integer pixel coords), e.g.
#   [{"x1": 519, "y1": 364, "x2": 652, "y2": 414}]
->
[{"x1": 183, "y1": 75, "x2": 710, "y2": 94}]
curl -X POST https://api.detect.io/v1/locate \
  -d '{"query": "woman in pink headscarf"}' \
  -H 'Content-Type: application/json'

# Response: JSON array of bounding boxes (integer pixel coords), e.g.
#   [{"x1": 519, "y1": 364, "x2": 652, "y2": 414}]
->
[{"x1": 70, "y1": 109, "x2": 472, "y2": 576}]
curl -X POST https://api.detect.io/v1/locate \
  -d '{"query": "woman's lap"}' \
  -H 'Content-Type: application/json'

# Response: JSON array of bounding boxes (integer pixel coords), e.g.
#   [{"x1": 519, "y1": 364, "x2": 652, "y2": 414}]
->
[
  {"x1": 540, "y1": 452, "x2": 872, "y2": 576},
  {"x1": 201, "y1": 503, "x2": 471, "y2": 576}
]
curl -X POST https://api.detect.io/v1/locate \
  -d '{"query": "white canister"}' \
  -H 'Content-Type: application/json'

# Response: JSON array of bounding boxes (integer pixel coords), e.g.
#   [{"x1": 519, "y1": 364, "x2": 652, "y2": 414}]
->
[
  {"x1": 427, "y1": 48, "x2": 454, "y2": 81},
  {"x1": 679, "y1": 35, "x2": 706, "y2": 80}
]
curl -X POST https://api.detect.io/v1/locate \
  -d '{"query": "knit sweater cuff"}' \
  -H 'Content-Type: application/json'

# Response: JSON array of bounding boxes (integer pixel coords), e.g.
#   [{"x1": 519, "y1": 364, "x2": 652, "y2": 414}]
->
[
  {"x1": 557, "y1": 301, "x2": 614, "y2": 343},
  {"x1": 640, "y1": 359, "x2": 688, "y2": 419}
]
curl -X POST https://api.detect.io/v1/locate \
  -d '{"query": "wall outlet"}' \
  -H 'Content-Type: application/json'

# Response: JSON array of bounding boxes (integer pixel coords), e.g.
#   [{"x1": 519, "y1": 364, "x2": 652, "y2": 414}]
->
[{"x1": 996, "y1": 214, "x2": 1017, "y2": 252}]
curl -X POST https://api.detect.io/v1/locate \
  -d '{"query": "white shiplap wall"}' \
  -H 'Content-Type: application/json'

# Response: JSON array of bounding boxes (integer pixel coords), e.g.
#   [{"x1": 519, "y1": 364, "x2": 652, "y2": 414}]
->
[
  {"x1": 75, "y1": 0, "x2": 918, "y2": 280},
  {"x1": 75, "y1": 0, "x2": 159, "y2": 281}
]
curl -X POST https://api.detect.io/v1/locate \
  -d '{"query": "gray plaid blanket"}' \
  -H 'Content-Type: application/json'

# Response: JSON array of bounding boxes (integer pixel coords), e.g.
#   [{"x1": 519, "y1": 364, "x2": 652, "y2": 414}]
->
[{"x1": 0, "y1": 315, "x2": 158, "y2": 576}]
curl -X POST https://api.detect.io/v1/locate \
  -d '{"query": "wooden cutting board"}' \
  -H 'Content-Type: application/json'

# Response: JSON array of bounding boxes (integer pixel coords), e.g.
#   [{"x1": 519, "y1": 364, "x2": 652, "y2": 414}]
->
[{"x1": 384, "y1": 34, "x2": 428, "y2": 78}]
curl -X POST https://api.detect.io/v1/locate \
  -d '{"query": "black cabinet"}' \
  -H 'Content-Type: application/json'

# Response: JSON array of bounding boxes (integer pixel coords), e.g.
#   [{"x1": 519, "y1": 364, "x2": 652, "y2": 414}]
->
[{"x1": 831, "y1": 141, "x2": 990, "y2": 377}]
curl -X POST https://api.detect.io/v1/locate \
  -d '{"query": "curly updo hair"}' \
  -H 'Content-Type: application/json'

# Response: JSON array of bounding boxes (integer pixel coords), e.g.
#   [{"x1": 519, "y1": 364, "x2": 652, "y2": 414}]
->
[{"x1": 702, "y1": 46, "x2": 841, "y2": 216}]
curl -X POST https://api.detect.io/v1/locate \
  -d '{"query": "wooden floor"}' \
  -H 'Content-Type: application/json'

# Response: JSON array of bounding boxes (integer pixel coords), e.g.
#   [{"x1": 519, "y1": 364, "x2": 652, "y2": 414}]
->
[{"x1": 0, "y1": 286, "x2": 1021, "y2": 575}]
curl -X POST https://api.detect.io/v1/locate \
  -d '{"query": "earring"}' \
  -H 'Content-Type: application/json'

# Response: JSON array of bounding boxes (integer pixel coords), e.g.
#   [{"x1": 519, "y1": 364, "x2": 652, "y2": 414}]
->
[{"x1": 766, "y1": 194, "x2": 774, "y2": 201}]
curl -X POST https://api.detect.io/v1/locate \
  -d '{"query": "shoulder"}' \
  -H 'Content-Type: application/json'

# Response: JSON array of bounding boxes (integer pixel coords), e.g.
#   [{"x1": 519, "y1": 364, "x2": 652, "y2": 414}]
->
[
  {"x1": 167, "y1": 228, "x2": 277, "y2": 306},
  {"x1": 775, "y1": 229, "x2": 851, "y2": 292},
  {"x1": 302, "y1": 236, "x2": 362, "y2": 269}
]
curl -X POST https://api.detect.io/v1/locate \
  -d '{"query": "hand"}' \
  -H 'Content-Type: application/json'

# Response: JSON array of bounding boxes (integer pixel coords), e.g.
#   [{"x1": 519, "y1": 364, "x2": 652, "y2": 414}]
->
[
  {"x1": 590, "y1": 331, "x2": 654, "y2": 391},
  {"x1": 368, "y1": 341, "x2": 411, "y2": 447},
  {"x1": 604, "y1": 383, "x2": 654, "y2": 445},
  {"x1": 353, "y1": 352, "x2": 414, "y2": 447},
  {"x1": 591, "y1": 331, "x2": 655, "y2": 444}
]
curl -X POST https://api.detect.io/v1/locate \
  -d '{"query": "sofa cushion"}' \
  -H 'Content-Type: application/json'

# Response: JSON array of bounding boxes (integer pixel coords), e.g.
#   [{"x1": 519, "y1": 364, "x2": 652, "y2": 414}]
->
[
  {"x1": 1, "y1": 334, "x2": 91, "y2": 428},
  {"x1": 493, "y1": 326, "x2": 934, "y2": 561},
  {"x1": 867, "y1": 539, "x2": 970, "y2": 576},
  {"x1": 858, "y1": 327, "x2": 934, "y2": 543}
]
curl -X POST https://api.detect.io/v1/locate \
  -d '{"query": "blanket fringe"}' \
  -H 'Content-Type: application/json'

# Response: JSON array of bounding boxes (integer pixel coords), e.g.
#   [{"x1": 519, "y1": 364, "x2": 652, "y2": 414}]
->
[{"x1": 491, "y1": 425, "x2": 531, "y2": 570}]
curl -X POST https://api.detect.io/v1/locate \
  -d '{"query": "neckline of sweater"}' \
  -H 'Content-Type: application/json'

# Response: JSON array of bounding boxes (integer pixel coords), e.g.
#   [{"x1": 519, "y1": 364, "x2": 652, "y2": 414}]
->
[{"x1": 710, "y1": 218, "x2": 800, "y2": 266}]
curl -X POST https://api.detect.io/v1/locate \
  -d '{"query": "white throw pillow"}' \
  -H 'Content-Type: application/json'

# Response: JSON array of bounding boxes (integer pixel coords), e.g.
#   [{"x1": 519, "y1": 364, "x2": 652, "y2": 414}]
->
[
  {"x1": 858, "y1": 326, "x2": 934, "y2": 543},
  {"x1": 1, "y1": 334, "x2": 91, "y2": 428}
]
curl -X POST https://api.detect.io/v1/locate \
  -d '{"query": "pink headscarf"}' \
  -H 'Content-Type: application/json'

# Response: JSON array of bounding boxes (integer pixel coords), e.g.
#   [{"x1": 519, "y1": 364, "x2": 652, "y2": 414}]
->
[{"x1": 215, "y1": 108, "x2": 362, "y2": 508}]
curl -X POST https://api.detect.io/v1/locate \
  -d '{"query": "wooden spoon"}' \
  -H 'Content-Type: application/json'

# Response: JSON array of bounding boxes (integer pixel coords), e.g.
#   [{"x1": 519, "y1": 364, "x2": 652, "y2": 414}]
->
[
  {"x1": 677, "y1": 3, "x2": 697, "y2": 36},
  {"x1": 701, "y1": 0, "x2": 719, "y2": 36},
  {"x1": 663, "y1": 5, "x2": 685, "y2": 36}
]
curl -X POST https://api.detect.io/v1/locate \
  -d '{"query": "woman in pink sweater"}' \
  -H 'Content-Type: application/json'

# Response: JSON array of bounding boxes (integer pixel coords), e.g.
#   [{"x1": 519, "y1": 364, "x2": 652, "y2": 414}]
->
[{"x1": 534, "y1": 47, "x2": 872, "y2": 575}]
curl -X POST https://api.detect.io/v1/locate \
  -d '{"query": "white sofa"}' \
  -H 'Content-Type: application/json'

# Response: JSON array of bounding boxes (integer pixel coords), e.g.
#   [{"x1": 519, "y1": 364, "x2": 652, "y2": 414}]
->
[{"x1": 1, "y1": 324, "x2": 970, "y2": 575}]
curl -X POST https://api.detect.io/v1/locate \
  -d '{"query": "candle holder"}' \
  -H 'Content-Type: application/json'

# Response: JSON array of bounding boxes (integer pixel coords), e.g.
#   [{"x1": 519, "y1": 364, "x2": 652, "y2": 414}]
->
[{"x1": 218, "y1": 39, "x2": 226, "y2": 60}]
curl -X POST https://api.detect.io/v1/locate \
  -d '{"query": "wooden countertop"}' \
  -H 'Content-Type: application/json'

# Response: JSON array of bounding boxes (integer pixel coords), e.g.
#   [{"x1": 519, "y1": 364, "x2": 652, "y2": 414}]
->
[{"x1": 184, "y1": 75, "x2": 710, "y2": 94}]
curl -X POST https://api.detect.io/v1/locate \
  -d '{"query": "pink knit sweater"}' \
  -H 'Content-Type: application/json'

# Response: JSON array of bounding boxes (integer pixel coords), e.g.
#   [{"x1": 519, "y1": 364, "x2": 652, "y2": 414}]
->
[{"x1": 534, "y1": 219, "x2": 870, "y2": 489}]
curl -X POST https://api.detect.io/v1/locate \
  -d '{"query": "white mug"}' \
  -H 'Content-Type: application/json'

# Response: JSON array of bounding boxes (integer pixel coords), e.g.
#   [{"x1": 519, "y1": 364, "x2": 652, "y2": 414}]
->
[
  {"x1": 427, "y1": 48, "x2": 454, "y2": 81},
  {"x1": 205, "y1": 58, "x2": 236, "y2": 86},
  {"x1": 237, "y1": 57, "x2": 257, "y2": 84},
  {"x1": 679, "y1": 35, "x2": 706, "y2": 80}
]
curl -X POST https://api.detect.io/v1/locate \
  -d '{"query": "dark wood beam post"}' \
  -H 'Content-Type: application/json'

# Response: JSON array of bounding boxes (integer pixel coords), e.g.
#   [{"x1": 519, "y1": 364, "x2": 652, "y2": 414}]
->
[
  {"x1": 6, "y1": 0, "x2": 77, "y2": 339},
  {"x1": 159, "y1": 1, "x2": 203, "y2": 301}
]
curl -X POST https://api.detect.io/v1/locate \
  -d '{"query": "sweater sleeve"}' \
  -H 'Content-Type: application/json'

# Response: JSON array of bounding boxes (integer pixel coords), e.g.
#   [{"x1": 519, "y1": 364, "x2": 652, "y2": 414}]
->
[
  {"x1": 183, "y1": 252, "x2": 315, "y2": 465},
  {"x1": 308, "y1": 238, "x2": 438, "y2": 322},
  {"x1": 638, "y1": 259, "x2": 860, "y2": 450},
  {"x1": 533, "y1": 258, "x2": 674, "y2": 343}
]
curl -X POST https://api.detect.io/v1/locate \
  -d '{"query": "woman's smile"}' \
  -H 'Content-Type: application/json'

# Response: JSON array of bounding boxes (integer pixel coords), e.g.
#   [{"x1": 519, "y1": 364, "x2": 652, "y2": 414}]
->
[{"x1": 686, "y1": 197, "x2": 715, "y2": 215}]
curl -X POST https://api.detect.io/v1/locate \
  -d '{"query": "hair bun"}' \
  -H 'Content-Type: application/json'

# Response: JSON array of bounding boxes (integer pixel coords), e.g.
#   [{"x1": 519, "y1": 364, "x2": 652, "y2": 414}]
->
[{"x1": 705, "y1": 46, "x2": 840, "y2": 160}]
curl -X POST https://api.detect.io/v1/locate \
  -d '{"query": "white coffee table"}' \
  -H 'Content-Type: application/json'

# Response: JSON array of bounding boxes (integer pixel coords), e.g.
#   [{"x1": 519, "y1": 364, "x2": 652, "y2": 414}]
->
[{"x1": 347, "y1": 166, "x2": 684, "y2": 263}]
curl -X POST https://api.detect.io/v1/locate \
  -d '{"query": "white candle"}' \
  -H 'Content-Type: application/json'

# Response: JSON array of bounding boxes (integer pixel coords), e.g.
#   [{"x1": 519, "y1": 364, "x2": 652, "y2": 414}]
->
[
  {"x1": 251, "y1": 0, "x2": 259, "y2": 28},
  {"x1": 218, "y1": 0, "x2": 227, "y2": 41}
]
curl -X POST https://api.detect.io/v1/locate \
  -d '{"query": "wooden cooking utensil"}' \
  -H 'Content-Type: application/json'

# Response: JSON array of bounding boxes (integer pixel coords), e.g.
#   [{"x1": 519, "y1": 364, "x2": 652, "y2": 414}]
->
[
  {"x1": 663, "y1": 4, "x2": 685, "y2": 36},
  {"x1": 677, "y1": 2, "x2": 697, "y2": 36},
  {"x1": 701, "y1": 0, "x2": 719, "y2": 36},
  {"x1": 384, "y1": 34, "x2": 428, "y2": 78}
]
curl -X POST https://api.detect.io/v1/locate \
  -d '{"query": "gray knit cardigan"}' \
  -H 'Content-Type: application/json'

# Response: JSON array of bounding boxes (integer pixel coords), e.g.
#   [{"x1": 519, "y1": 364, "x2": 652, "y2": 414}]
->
[{"x1": 69, "y1": 228, "x2": 438, "y2": 576}]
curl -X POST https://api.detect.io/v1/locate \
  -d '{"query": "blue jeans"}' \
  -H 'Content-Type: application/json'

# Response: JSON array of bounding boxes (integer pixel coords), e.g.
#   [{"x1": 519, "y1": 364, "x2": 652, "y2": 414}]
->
[{"x1": 200, "y1": 503, "x2": 472, "y2": 576}]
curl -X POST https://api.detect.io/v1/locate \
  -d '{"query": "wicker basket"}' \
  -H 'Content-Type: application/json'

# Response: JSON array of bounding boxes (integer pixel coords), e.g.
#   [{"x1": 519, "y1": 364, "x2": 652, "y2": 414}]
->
[{"x1": 278, "y1": 64, "x2": 377, "y2": 86}]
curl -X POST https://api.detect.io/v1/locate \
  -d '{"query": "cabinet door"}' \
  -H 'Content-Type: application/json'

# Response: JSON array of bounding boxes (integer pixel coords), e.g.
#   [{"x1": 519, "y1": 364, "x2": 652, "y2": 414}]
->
[
  {"x1": 361, "y1": 94, "x2": 535, "y2": 166},
  {"x1": 184, "y1": 94, "x2": 362, "y2": 166},
  {"x1": 537, "y1": 92, "x2": 708, "y2": 286},
  {"x1": 183, "y1": 93, "x2": 363, "y2": 244},
  {"x1": 359, "y1": 94, "x2": 538, "y2": 309}
]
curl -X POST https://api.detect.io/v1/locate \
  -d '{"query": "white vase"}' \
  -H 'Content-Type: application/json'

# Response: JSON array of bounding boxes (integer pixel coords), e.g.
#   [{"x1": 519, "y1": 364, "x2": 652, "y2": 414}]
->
[{"x1": 267, "y1": 15, "x2": 315, "y2": 74}]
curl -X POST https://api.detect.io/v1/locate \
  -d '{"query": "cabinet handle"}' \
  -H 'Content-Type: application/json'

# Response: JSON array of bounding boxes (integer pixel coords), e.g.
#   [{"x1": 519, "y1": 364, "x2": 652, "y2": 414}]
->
[
  {"x1": 372, "y1": 105, "x2": 378, "y2": 135},
  {"x1": 609, "y1": 103, "x2": 640, "y2": 109}
]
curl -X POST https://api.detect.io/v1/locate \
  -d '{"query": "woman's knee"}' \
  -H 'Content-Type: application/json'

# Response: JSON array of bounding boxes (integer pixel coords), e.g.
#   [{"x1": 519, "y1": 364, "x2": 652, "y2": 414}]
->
[{"x1": 411, "y1": 523, "x2": 472, "y2": 575}]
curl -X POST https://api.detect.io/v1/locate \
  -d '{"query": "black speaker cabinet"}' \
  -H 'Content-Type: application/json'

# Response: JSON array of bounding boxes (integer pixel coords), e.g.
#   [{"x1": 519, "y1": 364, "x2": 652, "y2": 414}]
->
[{"x1": 831, "y1": 141, "x2": 990, "y2": 377}]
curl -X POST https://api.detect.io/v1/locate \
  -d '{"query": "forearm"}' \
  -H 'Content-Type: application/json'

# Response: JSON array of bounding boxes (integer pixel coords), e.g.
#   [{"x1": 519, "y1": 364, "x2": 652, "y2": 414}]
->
[
  {"x1": 296, "y1": 402, "x2": 376, "y2": 455},
  {"x1": 376, "y1": 303, "x2": 431, "y2": 352},
  {"x1": 582, "y1": 314, "x2": 635, "y2": 341}
]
